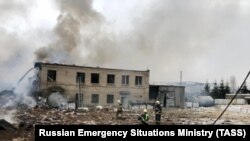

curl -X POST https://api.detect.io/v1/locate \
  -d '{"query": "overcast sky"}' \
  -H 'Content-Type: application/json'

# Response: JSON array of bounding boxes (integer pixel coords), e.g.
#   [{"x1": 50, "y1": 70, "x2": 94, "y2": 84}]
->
[{"x1": 1, "y1": 0, "x2": 250, "y2": 90}]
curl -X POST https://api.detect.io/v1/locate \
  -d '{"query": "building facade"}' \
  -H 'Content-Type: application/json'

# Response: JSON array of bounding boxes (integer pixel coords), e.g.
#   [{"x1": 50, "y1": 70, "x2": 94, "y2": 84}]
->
[
  {"x1": 149, "y1": 85, "x2": 185, "y2": 108},
  {"x1": 226, "y1": 94, "x2": 250, "y2": 104},
  {"x1": 35, "y1": 62, "x2": 150, "y2": 108}
]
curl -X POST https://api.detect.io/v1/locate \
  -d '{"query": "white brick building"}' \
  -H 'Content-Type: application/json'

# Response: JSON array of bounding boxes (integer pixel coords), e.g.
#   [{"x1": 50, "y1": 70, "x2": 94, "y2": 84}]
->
[{"x1": 35, "y1": 62, "x2": 150, "y2": 108}]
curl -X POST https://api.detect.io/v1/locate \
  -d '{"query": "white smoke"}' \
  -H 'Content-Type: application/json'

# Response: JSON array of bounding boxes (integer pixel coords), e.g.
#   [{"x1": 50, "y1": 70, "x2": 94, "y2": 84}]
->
[
  {"x1": 12, "y1": 68, "x2": 38, "y2": 107},
  {"x1": 0, "y1": 68, "x2": 38, "y2": 123},
  {"x1": 0, "y1": 68, "x2": 38, "y2": 108},
  {"x1": 47, "y1": 92, "x2": 67, "y2": 109},
  {"x1": 0, "y1": 109, "x2": 17, "y2": 124},
  {"x1": 0, "y1": 0, "x2": 56, "y2": 91}
]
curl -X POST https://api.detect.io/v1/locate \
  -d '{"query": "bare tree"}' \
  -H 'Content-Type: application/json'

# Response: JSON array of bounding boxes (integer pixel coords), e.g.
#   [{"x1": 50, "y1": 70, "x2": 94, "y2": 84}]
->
[{"x1": 230, "y1": 75, "x2": 237, "y2": 93}]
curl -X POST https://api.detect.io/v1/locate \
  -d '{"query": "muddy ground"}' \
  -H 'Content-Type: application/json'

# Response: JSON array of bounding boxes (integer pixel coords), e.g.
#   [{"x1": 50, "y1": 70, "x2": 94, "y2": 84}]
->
[{"x1": 0, "y1": 105, "x2": 250, "y2": 140}]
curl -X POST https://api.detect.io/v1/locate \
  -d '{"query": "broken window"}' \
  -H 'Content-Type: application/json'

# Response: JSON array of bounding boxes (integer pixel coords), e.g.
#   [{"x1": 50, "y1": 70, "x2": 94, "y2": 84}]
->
[
  {"x1": 135, "y1": 76, "x2": 143, "y2": 85},
  {"x1": 91, "y1": 94, "x2": 99, "y2": 104},
  {"x1": 107, "y1": 94, "x2": 114, "y2": 104},
  {"x1": 47, "y1": 70, "x2": 56, "y2": 82},
  {"x1": 91, "y1": 73, "x2": 99, "y2": 83},
  {"x1": 122, "y1": 75, "x2": 129, "y2": 85},
  {"x1": 76, "y1": 72, "x2": 85, "y2": 83},
  {"x1": 107, "y1": 74, "x2": 115, "y2": 84}
]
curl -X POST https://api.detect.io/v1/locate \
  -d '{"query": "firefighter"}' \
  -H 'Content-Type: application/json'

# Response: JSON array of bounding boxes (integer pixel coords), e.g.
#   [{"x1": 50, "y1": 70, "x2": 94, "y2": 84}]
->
[
  {"x1": 154, "y1": 100, "x2": 162, "y2": 125},
  {"x1": 116, "y1": 100, "x2": 123, "y2": 119},
  {"x1": 138, "y1": 109, "x2": 149, "y2": 125}
]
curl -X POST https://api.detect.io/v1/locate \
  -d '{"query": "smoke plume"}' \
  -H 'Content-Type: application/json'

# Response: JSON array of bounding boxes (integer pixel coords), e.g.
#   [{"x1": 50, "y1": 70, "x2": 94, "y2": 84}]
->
[
  {"x1": 35, "y1": 0, "x2": 113, "y2": 64},
  {"x1": 34, "y1": 0, "x2": 250, "y2": 83},
  {"x1": 0, "y1": 0, "x2": 39, "y2": 91}
]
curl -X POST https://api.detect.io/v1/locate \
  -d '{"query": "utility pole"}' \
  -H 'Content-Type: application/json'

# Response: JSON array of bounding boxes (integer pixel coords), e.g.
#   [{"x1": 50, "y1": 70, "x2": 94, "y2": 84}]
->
[{"x1": 180, "y1": 70, "x2": 182, "y2": 86}]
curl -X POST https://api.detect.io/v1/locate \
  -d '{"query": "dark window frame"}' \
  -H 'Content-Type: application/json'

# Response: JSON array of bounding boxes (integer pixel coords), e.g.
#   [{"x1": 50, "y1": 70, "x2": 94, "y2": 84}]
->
[
  {"x1": 91, "y1": 94, "x2": 99, "y2": 104},
  {"x1": 76, "y1": 72, "x2": 85, "y2": 83},
  {"x1": 107, "y1": 74, "x2": 115, "y2": 84},
  {"x1": 47, "y1": 70, "x2": 56, "y2": 82},
  {"x1": 91, "y1": 73, "x2": 99, "y2": 83},
  {"x1": 107, "y1": 94, "x2": 114, "y2": 104},
  {"x1": 135, "y1": 76, "x2": 143, "y2": 85},
  {"x1": 122, "y1": 75, "x2": 129, "y2": 85}
]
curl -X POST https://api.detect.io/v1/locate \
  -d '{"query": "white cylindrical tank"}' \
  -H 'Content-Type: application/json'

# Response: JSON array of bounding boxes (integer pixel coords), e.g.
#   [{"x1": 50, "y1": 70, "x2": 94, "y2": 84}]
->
[{"x1": 197, "y1": 96, "x2": 214, "y2": 107}]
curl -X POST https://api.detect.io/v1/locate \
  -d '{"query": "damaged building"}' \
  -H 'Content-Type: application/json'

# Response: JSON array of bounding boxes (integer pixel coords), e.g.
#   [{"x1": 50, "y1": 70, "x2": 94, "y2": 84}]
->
[
  {"x1": 149, "y1": 85, "x2": 185, "y2": 108},
  {"x1": 34, "y1": 62, "x2": 150, "y2": 108}
]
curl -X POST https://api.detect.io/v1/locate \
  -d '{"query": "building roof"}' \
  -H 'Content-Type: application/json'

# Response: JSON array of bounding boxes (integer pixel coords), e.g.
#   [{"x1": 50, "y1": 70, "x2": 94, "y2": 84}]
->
[
  {"x1": 149, "y1": 84, "x2": 185, "y2": 88},
  {"x1": 35, "y1": 62, "x2": 150, "y2": 73}
]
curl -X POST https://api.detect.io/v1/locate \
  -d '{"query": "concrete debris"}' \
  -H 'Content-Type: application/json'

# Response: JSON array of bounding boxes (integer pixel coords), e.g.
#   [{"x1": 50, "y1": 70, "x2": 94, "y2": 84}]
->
[
  {"x1": 0, "y1": 105, "x2": 249, "y2": 140},
  {"x1": 78, "y1": 107, "x2": 89, "y2": 112},
  {"x1": 0, "y1": 119, "x2": 17, "y2": 131},
  {"x1": 11, "y1": 105, "x2": 250, "y2": 126},
  {"x1": 96, "y1": 105, "x2": 103, "y2": 110}
]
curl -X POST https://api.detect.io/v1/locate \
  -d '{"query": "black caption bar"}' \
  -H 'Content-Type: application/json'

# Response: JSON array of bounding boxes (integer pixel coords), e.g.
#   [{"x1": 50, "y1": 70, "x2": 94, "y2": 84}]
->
[{"x1": 35, "y1": 125, "x2": 249, "y2": 141}]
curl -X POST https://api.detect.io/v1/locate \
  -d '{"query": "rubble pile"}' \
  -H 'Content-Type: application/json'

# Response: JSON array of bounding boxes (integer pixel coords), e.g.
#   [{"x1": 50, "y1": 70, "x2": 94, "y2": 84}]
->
[
  {"x1": 0, "y1": 105, "x2": 249, "y2": 140},
  {"x1": 16, "y1": 108, "x2": 144, "y2": 125},
  {"x1": 14, "y1": 105, "x2": 250, "y2": 126}
]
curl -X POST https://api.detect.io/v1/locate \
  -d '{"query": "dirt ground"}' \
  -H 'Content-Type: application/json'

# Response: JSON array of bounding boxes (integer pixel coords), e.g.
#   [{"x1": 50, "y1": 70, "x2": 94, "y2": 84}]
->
[{"x1": 0, "y1": 105, "x2": 250, "y2": 140}]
